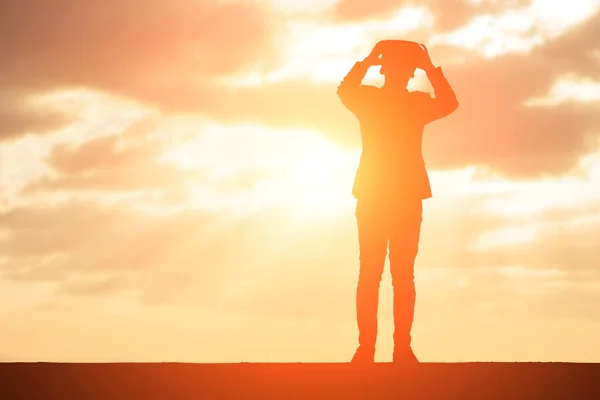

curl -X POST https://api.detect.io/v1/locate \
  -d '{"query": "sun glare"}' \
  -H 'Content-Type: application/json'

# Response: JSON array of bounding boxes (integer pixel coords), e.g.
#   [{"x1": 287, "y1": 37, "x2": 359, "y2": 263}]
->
[
  {"x1": 273, "y1": 142, "x2": 358, "y2": 216},
  {"x1": 161, "y1": 122, "x2": 359, "y2": 217}
]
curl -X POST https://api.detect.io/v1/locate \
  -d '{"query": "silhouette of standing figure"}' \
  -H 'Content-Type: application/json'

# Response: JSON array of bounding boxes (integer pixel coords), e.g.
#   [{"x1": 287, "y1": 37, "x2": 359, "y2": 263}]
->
[{"x1": 337, "y1": 40, "x2": 458, "y2": 364}]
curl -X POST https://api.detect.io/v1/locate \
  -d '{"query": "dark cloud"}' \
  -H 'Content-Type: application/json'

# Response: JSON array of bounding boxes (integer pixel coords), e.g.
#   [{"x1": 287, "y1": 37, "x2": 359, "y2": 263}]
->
[
  {"x1": 43, "y1": 118, "x2": 161, "y2": 176},
  {"x1": 535, "y1": 10, "x2": 600, "y2": 79},
  {"x1": 0, "y1": 91, "x2": 72, "y2": 142},
  {"x1": 422, "y1": 9, "x2": 600, "y2": 177},
  {"x1": 19, "y1": 116, "x2": 195, "y2": 196},
  {"x1": 4, "y1": 0, "x2": 597, "y2": 181},
  {"x1": 0, "y1": 0, "x2": 276, "y2": 139},
  {"x1": 0, "y1": 0, "x2": 274, "y2": 90},
  {"x1": 170, "y1": 11, "x2": 600, "y2": 177},
  {"x1": 17, "y1": 114, "x2": 276, "y2": 201},
  {"x1": 3, "y1": 0, "x2": 599, "y2": 182},
  {"x1": 215, "y1": 9, "x2": 598, "y2": 179},
  {"x1": 188, "y1": 55, "x2": 599, "y2": 179}
]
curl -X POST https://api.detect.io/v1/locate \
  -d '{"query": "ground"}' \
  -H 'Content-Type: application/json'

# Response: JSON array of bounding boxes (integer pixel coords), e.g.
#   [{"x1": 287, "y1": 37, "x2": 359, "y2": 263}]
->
[{"x1": 1, "y1": 362, "x2": 599, "y2": 399}]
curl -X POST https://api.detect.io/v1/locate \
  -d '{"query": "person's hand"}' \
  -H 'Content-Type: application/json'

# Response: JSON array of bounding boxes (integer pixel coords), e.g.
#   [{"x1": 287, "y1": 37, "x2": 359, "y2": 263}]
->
[
  {"x1": 362, "y1": 42, "x2": 383, "y2": 67},
  {"x1": 417, "y1": 43, "x2": 436, "y2": 72}
]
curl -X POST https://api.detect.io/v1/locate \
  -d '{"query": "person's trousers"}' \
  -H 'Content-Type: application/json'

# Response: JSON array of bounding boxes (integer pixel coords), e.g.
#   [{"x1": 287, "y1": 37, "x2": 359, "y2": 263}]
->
[{"x1": 355, "y1": 196, "x2": 423, "y2": 349}]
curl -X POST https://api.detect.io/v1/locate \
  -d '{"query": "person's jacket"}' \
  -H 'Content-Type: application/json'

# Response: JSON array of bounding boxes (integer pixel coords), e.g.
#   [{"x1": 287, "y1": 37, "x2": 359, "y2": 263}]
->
[{"x1": 337, "y1": 61, "x2": 458, "y2": 202}]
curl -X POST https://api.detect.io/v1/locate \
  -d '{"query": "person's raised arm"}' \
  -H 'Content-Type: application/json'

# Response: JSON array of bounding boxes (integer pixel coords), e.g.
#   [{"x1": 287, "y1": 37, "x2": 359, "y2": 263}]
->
[
  {"x1": 337, "y1": 44, "x2": 382, "y2": 115},
  {"x1": 418, "y1": 44, "x2": 459, "y2": 124}
]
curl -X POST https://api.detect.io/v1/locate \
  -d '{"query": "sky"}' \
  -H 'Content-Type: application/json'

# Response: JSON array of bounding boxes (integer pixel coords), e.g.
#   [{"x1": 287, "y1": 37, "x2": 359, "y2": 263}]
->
[{"x1": 1, "y1": 0, "x2": 600, "y2": 363}]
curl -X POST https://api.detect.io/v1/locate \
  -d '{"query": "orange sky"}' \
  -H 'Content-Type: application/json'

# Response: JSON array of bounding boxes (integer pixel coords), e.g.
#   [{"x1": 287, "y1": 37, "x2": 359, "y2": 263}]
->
[{"x1": 1, "y1": 0, "x2": 600, "y2": 362}]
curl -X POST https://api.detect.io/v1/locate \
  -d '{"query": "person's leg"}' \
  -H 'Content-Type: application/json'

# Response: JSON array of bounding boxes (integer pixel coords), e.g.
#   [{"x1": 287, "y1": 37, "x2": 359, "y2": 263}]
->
[
  {"x1": 352, "y1": 197, "x2": 388, "y2": 363},
  {"x1": 388, "y1": 198, "x2": 423, "y2": 362}
]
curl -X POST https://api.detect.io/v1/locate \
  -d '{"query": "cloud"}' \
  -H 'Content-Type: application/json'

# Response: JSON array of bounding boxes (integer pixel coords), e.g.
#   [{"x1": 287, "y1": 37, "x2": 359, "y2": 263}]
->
[
  {"x1": 0, "y1": 91, "x2": 72, "y2": 142},
  {"x1": 0, "y1": 196, "x2": 354, "y2": 311},
  {"x1": 196, "y1": 46, "x2": 600, "y2": 179},
  {"x1": 0, "y1": 0, "x2": 276, "y2": 141},
  {"x1": 4, "y1": 0, "x2": 598, "y2": 181},
  {"x1": 0, "y1": 200, "x2": 223, "y2": 284},
  {"x1": 1, "y1": 0, "x2": 274, "y2": 88},
  {"x1": 2, "y1": 0, "x2": 600, "y2": 310},
  {"x1": 534, "y1": 8, "x2": 600, "y2": 78},
  {"x1": 421, "y1": 183, "x2": 600, "y2": 274},
  {"x1": 421, "y1": 11, "x2": 600, "y2": 177},
  {"x1": 470, "y1": 209, "x2": 600, "y2": 273},
  {"x1": 330, "y1": 0, "x2": 532, "y2": 32},
  {"x1": 524, "y1": 75, "x2": 600, "y2": 105},
  {"x1": 17, "y1": 115, "x2": 197, "y2": 202},
  {"x1": 428, "y1": 0, "x2": 600, "y2": 58},
  {"x1": 170, "y1": 8, "x2": 599, "y2": 179},
  {"x1": 3, "y1": 161, "x2": 600, "y2": 325}
]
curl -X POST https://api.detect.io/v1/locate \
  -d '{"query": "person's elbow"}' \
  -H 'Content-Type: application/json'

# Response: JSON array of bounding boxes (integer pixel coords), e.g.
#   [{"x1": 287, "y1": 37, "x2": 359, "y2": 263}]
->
[
  {"x1": 448, "y1": 96, "x2": 459, "y2": 114},
  {"x1": 336, "y1": 83, "x2": 344, "y2": 99},
  {"x1": 337, "y1": 83, "x2": 355, "y2": 106},
  {"x1": 429, "y1": 97, "x2": 458, "y2": 123},
  {"x1": 337, "y1": 81, "x2": 352, "y2": 99},
  {"x1": 439, "y1": 94, "x2": 458, "y2": 117},
  {"x1": 450, "y1": 97, "x2": 458, "y2": 113}
]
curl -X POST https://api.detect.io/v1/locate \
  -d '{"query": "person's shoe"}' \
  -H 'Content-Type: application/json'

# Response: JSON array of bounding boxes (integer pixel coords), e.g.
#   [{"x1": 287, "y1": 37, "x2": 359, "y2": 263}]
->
[
  {"x1": 392, "y1": 346, "x2": 418, "y2": 364},
  {"x1": 350, "y1": 345, "x2": 375, "y2": 364}
]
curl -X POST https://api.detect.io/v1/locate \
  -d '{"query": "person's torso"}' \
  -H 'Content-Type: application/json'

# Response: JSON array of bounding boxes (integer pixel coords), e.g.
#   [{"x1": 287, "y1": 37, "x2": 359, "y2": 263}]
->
[
  {"x1": 352, "y1": 87, "x2": 432, "y2": 200},
  {"x1": 359, "y1": 87, "x2": 427, "y2": 162}
]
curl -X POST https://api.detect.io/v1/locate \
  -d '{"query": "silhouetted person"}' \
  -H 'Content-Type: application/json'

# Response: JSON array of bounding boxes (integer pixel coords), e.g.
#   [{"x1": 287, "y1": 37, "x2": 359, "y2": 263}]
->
[{"x1": 337, "y1": 40, "x2": 458, "y2": 364}]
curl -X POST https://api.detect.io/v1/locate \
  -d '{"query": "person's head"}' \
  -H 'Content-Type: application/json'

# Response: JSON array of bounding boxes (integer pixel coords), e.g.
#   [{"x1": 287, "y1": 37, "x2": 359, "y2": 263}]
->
[{"x1": 378, "y1": 40, "x2": 421, "y2": 87}]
